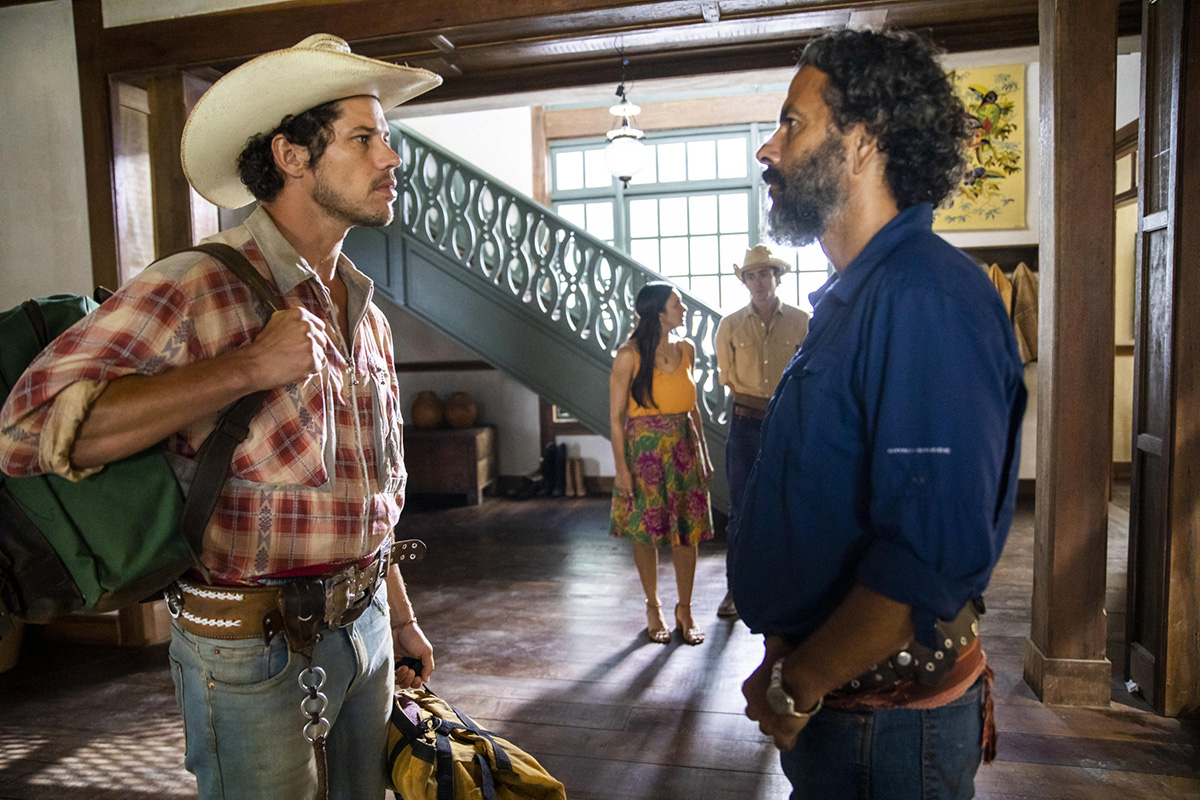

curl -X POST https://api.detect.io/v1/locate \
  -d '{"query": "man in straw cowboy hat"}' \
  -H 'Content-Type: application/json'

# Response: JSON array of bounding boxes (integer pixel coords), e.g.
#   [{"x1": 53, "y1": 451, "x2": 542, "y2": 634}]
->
[
  {"x1": 0, "y1": 34, "x2": 441, "y2": 798},
  {"x1": 728, "y1": 29, "x2": 1026, "y2": 798},
  {"x1": 714, "y1": 245, "x2": 809, "y2": 620}
]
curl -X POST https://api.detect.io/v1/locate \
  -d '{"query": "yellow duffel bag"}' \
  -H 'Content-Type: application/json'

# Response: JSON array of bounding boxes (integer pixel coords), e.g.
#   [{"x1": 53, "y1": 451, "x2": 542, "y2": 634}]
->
[{"x1": 387, "y1": 687, "x2": 567, "y2": 800}]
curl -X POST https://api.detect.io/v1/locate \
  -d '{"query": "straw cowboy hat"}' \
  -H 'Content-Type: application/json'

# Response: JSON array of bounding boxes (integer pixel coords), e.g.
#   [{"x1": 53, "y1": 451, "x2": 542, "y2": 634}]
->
[
  {"x1": 734, "y1": 245, "x2": 792, "y2": 280},
  {"x1": 181, "y1": 34, "x2": 442, "y2": 209}
]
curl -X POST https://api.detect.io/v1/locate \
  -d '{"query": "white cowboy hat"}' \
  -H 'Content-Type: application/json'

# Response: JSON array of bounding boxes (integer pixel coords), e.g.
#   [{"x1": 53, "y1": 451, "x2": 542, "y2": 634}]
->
[
  {"x1": 734, "y1": 245, "x2": 792, "y2": 280},
  {"x1": 181, "y1": 34, "x2": 442, "y2": 209}
]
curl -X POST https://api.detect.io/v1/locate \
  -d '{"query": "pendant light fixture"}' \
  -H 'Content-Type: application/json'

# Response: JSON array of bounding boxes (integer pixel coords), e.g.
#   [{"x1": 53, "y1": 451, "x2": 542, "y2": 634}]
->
[{"x1": 604, "y1": 58, "x2": 648, "y2": 188}]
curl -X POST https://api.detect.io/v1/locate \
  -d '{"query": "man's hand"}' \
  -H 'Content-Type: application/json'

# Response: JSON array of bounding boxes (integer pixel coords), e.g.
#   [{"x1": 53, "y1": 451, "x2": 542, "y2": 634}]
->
[
  {"x1": 392, "y1": 620, "x2": 434, "y2": 689},
  {"x1": 743, "y1": 639, "x2": 811, "y2": 751},
  {"x1": 240, "y1": 308, "x2": 347, "y2": 391}
]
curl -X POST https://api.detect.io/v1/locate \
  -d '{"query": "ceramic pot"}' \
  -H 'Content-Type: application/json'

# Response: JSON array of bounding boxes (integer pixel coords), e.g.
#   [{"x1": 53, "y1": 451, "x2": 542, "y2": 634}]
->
[
  {"x1": 444, "y1": 391, "x2": 478, "y2": 429},
  {"x1": 410, "y1": 391, "x2": 444, "y2": 429}
]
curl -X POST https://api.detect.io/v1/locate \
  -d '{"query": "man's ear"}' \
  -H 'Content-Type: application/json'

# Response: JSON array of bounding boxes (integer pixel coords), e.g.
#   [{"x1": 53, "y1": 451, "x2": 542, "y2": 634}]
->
[
  {"x1": 847, "y1": 124, "x2": 881, "y2": 177},
  {"x1": 271, "y1": 134, "x2": 310, "y2": 180}
]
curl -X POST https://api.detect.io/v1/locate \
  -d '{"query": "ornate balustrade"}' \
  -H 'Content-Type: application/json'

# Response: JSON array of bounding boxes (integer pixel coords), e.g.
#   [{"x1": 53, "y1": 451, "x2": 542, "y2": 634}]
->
[{"x1": 392, "y1": 124, "x2": 729, "y2": 433}]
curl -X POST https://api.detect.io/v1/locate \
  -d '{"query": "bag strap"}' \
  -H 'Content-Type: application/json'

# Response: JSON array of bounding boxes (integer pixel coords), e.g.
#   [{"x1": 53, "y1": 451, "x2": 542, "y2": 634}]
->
[{"x1": 176, "y1": 243, "x2": 285, "y2": 581}]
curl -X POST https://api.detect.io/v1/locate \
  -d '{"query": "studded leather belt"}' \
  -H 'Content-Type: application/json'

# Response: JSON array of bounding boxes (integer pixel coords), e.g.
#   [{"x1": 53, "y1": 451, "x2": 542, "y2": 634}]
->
[
  {"x1": 835, "y1": 597, "x2": 983, "y2": 694},
  {"x1": 166, "y1": 539, "x2": 427, "y2": 642}
]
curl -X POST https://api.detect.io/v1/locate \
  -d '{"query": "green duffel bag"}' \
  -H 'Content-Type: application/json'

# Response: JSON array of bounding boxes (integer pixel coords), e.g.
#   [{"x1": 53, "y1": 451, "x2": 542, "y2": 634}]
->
[{"x1": 0, "y1": 244, "x2": 281, "y2": 635}]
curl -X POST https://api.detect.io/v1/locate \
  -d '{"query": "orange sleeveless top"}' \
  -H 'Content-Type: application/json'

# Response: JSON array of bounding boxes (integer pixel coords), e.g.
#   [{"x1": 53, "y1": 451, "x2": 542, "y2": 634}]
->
[{"x1": 627, "y1": 346, "x2": 697, "y2": 417}]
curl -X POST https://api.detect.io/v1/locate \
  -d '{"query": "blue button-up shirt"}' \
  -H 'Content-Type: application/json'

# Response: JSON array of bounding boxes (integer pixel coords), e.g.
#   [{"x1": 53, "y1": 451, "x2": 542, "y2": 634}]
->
[{"x1": 729, "y1": 204, "x2": 1026, "y2": 648}]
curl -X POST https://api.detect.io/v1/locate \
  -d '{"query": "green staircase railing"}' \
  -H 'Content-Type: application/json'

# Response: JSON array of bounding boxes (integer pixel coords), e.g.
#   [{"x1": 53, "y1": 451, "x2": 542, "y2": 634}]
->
[{"x1": 345, "y1": 123, "x2": 729, "y2": 509}]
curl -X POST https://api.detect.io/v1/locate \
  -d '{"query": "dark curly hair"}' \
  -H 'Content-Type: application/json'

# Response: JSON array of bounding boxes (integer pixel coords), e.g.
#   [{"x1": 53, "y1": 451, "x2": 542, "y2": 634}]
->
[
  {"x1": 236, "y1": 99, "x2": 343, "y2": 202},
  {"x1": 799, "y1": 29, "x2": 970, "y2": 209}
]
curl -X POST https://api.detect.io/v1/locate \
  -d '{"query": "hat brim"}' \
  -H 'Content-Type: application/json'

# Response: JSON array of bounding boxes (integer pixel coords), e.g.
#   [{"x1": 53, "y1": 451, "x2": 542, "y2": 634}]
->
[
  {"x1": 182, "y1": 47, "x2": 442, "y2": 209},
  {"x1": 735, "y1": 257, "x2": 793, "y2": 279}
]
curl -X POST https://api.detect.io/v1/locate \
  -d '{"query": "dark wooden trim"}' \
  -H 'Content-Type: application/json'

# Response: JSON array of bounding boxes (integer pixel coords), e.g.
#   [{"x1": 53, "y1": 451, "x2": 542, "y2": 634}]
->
[
  {"x1": 146, "y1": 72, "x2": 195, "y2": 258},
  {"x1": 1115, "y1": 343, "x2": 1134, "y2": 357},
  {"x1": 962, "y1": 244, "x2": 1039, "y2": 273},
  {"x1": 74, "y1": 0, "x2": 119, "y2": 291},
  {"x1": 393, "y1": 360, "x2": 495, "y2": 372},
  {"x1": 1115, "y1": 119, "x2": 1139, "y2": 156},
  {"x1": 1115, "y1": 188, "x2": 1139, "y2": 207},
  {"x1": 1111, "y1": 461, "x2": 1131, "y2": 481}
]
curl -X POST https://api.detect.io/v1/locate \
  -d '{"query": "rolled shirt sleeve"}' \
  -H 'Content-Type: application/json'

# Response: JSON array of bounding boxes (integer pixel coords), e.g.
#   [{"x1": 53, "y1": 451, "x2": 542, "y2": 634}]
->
[
  {"x1": 0, "y1": 253, "x2": 208, "y2": 481},
  {"x1": 855, "y1": 286, "x2": 1025, "y2": 647}
]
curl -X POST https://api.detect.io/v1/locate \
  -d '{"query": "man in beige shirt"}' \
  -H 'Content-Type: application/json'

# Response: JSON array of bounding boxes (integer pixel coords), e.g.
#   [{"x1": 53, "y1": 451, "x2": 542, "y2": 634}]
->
[{"x1": 716, "y1": 245, "x2": 810, "y2": 618}]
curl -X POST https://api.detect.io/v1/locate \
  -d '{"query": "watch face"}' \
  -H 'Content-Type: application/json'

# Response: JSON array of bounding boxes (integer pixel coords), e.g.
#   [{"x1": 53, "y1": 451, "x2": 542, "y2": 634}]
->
[{"x1": 766, "y1": 683, "x2": 795, "y2": 716}]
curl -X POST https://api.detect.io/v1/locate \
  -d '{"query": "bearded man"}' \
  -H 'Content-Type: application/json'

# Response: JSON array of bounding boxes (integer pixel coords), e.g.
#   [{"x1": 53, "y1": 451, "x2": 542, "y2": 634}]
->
[{"x1": 729, "y1": 29, "x2": 1027, "y2": 800}]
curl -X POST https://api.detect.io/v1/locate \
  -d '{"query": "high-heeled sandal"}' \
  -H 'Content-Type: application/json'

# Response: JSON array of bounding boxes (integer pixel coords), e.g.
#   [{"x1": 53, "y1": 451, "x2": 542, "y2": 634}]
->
[
  {"x1": 675, "y1": 603, "x2": 705, "y2": 645},
  {"x1": 646, "y1": 600, "x2": 670, "y2": 644}
]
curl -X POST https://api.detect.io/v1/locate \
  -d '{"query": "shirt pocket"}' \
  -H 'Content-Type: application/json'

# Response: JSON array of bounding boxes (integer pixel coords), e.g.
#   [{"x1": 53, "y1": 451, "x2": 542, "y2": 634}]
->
[
  {"x1": 365, "y1": 356, "x2": 405, "y2": 496},
  {"x1": 229, "y1": 377, "x2": 333, "y2": 489}
]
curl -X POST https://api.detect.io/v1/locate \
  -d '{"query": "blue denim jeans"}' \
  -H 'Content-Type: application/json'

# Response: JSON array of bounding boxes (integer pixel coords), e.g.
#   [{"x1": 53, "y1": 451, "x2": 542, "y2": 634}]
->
[
  {"x1": 168, "y1": 585, "x2": 394, "y2": 800},
  {"x1": 780, "y1": 675, "x2": 986, "y2": 800},
  {"x1": 724, "y1": 411, "x2": 764, "y2": 546}
]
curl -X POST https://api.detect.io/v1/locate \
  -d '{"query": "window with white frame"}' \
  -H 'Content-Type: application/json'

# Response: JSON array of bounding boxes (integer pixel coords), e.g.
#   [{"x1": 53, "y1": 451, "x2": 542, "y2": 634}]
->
[{"x1": 550, "y1": 124, "x2": 832, "y2": 314}]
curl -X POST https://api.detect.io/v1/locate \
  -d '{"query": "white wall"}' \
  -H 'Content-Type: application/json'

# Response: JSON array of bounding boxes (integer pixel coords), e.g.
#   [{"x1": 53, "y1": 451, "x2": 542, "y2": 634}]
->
[{"x1": 0, "y1": 1, "x2": 92, "y2": 310}]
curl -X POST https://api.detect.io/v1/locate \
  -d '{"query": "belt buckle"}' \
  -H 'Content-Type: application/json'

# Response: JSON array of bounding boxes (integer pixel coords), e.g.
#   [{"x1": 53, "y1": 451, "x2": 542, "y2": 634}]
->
[{"x1": 323, "y1": 558, "x2": 379, "y2": 627}]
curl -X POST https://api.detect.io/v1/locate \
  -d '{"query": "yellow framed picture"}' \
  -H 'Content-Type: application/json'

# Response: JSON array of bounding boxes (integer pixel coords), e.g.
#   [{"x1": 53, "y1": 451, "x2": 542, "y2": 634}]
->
[{"x1": 934, "y1": 64, "x2": 1027, "y2": 231}]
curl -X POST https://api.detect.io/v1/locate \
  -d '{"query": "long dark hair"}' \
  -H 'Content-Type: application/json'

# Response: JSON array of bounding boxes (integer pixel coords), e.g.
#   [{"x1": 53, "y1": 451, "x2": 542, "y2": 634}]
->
[{"x1": 628, "y1": 282, "x2": 675, "y2": 409}]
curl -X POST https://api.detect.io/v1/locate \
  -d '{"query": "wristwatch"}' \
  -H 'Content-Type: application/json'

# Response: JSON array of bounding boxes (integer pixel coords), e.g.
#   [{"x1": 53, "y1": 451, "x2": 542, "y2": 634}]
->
[{"x1": 766, "y1": 658, "x2": 823, "y2": 719}]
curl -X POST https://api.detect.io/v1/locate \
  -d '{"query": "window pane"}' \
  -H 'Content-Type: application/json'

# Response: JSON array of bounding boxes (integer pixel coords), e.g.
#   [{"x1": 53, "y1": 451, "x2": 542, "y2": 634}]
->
[
  {"x1": 658, "y1": 142, "x2": 687, "y2": 182},
  {"x1": 721, "y1": 275, "x2": 746, "y2": 313},
  {"x1": 686, "y1": 140, "x2": 716, "y2": 181},
  {"x1": 688, "y1": 195, "x2": 718, "y2": 235},
  {"x1": 629, "y1": 198, "x2": 659, "y2": 238},
  {"x1": 689, "y1": 276, "x2": 720, "y2": 310},
  {"x1": 584, "y1": 148, "x2": 611, "y2": 189},
  {"x1": 555, "y1": 151, "x2": 583, "y2": 191},
  {"x1": 719, "y1": 233, "x2": 750, "y2": 273},
  {"x1": 556, "y1": 203, "x2": 586, "y2": 229},
  {"x1": 660, "y1": 237, "x2": 690, "y2": 276},
  {"x1": 628, "y1": 144, "x2": 658, "y2": 185},
  {"x1": 689, "y1": 235, "x2": 719, "y2": 275},
  {"x1": 659, "y1": 197, "x2": 689, "y2": 236},
  {"x1": 794, "y1": 270, "x2": 831, "y2": 313},
  {"x1": 718, "y1": 193, "x2": 749, "y2": 233},
  {"x1": 793, "y1": 242, "x2": 829, "y2": 272},
  {"x1": 717, "y1": 137, "x2": 748, "y2": 179},
  {"x1": 631, "y1": 238, "x2": 660, "y2": 272},
  {"x1": 585, "y1": 201, "x2": 614, "y2": 242}
]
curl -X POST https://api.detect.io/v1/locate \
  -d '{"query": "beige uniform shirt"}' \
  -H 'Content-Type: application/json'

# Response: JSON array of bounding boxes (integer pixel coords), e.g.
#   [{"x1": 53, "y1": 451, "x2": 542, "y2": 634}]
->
[{"x1": 715, "y1": 301, "x2": 810, "y2": 399}]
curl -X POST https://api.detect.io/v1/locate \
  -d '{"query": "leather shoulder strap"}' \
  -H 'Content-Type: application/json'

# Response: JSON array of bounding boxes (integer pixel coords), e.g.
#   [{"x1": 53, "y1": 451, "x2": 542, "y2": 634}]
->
[
  {"x1": 174, "y1": 242, "x2": 284, "y2": 582},
  {"x1": 187, "y1": 242, "x2": 284, "y2": 315}
]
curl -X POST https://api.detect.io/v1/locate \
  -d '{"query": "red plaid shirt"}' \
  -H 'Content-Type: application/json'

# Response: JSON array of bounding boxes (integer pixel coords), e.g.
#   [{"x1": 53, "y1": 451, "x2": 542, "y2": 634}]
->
[{"x1": 0, "y1": 207, "x2": 406, "y2": 582}]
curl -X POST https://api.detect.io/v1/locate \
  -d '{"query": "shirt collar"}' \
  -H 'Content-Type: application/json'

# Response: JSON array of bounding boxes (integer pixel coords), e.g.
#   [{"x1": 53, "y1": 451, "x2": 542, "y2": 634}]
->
[
  {"x1": 818, "y1": 203, "x2": 934, "y2": 307},
  {"x1": 243, "y1": 205, "x2": 374, "y2": 314}
]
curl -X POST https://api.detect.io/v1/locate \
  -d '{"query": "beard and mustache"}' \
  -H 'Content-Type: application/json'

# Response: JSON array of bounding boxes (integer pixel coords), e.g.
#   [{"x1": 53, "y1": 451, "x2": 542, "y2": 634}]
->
[{"x1": 763, "y1": 130, "x2": 848, "y2": 247}]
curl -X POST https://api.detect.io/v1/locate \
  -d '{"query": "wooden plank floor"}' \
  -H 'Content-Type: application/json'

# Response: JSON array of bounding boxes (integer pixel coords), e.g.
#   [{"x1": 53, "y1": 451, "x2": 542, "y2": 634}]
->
[{"x1": 0, "y1": 484, "x2": 1196, "y2": 799}]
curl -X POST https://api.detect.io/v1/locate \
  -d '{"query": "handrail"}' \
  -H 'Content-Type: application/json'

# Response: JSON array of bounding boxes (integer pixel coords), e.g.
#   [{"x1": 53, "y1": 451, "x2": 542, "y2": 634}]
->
[{"x1": 392, "y1": 123, "x2": 729, "y2": 433}]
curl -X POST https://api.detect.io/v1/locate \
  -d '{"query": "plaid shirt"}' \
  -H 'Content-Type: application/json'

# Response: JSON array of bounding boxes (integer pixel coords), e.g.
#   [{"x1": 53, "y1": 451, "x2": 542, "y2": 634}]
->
[{"x1": 0, "y1": 207, "x2": 406, "y2": 582}]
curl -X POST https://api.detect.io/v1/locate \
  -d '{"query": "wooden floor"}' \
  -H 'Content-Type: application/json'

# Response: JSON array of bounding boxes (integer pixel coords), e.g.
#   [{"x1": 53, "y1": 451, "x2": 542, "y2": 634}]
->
[{"x1": 0, "y1": 484, "x2": 1197, "y2": 799}]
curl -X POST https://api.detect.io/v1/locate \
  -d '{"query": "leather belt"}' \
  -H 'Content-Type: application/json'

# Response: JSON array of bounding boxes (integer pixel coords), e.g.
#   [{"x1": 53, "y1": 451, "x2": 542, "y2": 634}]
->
[
  {"x1": 731, "y1": 392, "x2": 770, "y2": 412},
  {"x1": 834, "y1": 598, "x2": 983, "y2": 694},
  {"x1": 165, "y1": 539, "x2": 427, "y2": 642},
  {"x1": 732, "y1": 404, "x2": 766, "y2": 421}
]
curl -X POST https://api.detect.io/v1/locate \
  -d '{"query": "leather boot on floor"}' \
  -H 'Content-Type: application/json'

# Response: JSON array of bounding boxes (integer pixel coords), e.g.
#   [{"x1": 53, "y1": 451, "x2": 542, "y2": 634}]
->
[
  {"x1": 537, "y1": 443, "x2": 557, "y2": 496},
  {"x1": 551, "y1": 443, "x2": 567, "y2": 497}
]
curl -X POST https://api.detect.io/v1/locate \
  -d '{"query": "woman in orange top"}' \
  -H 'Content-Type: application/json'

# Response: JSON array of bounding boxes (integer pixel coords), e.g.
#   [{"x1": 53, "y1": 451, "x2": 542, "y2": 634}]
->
[{"x1": 609, "y1": 282, "x2": 715, "y2": 645}]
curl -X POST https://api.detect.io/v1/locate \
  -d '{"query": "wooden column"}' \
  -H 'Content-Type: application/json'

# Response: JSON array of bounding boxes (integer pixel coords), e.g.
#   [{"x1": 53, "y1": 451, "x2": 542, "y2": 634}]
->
[
  {"x1": 1024, "y1": 0, "x2": 1118, "y2": 706},
  {"x1": 147, "y1": 71, "x2": 216, "y2": 257}
]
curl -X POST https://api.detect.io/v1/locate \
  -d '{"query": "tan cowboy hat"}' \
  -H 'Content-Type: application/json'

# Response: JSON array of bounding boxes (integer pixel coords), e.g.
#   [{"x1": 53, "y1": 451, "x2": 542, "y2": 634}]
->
[
  {"x1": 734, "y1": 245, "x2": 792, "y2": 280},
  {"x1": 181, "y1": 34, "x2": 442, "y2": 209}
]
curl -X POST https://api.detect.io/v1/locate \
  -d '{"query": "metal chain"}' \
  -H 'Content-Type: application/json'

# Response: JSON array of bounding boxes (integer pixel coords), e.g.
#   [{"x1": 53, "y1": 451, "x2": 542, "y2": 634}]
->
[{"x1": 298, "y1": 665, "x2": 331, "y2": 742}]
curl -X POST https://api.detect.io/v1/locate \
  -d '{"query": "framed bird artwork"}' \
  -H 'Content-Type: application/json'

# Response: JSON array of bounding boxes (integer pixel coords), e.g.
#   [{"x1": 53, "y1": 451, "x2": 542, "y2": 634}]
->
[{"x1": 934, "y1": 64, "x2": 1027, "y2": 231}]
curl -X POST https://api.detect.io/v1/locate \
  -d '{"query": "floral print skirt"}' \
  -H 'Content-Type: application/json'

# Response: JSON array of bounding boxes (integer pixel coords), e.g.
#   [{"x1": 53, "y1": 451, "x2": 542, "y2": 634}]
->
[{"x1": 610, "y1": 412, "x2": 714, "y2": 547}]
